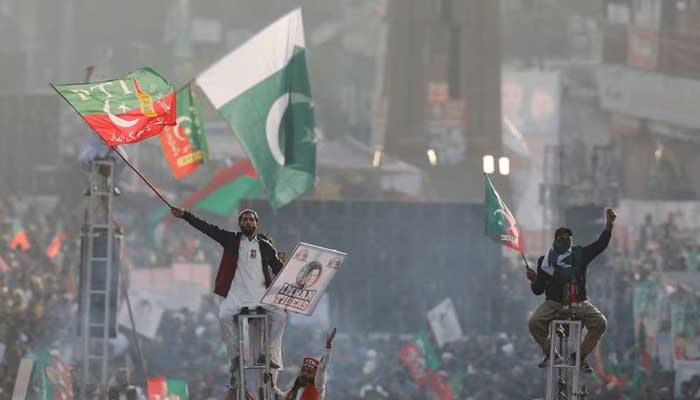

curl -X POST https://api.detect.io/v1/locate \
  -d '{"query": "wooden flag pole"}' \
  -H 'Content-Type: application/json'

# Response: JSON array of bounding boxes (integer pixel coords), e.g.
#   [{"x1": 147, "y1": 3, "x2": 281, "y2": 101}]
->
[{"x1": 110, "y1": 146, "x2": 173, "y2": 208}]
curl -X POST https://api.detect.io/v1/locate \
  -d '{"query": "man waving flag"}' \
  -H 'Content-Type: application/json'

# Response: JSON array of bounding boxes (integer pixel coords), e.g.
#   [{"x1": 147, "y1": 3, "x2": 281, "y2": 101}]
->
[
  {"x1": 485, "y1": 175, "x2": 525, "y2": 253},
  {"x1": 196, "y1": 8, "x2": 316, "y2": 209}
]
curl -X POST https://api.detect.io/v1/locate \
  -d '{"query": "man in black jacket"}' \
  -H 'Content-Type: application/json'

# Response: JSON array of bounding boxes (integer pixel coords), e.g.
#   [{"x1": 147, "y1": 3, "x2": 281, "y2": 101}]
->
[
  {"x1": 526, "y1": 208, "x2": 616, "y2": 373},
  {"x1": 171, "y1": 207, "x2": 286, "y2": 398}
]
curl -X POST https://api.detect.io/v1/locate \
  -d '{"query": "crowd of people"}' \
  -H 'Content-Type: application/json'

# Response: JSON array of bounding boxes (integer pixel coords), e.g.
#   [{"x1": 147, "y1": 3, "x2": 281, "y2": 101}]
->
[
  {"x1": 0, "y1": 193, "x2": 79, "y2": 397},
  {"x1": 4, "y1": 183, "x2": 700, "y2": 399}
]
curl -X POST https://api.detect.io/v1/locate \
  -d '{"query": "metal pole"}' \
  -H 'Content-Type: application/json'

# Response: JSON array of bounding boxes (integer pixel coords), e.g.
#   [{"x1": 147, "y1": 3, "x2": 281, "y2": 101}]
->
[{"x1": 119, "y1": 267, "x2": 149, "y2": 386}]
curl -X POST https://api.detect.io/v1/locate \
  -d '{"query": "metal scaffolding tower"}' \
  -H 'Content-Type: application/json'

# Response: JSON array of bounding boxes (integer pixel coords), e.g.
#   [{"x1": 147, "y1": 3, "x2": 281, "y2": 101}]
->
[{"x1": 78, "y1": 160, "x2": 119, "y2": 396}]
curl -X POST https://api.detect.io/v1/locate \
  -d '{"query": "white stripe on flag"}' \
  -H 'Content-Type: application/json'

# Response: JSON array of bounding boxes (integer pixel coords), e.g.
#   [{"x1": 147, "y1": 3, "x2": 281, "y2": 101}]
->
[{"x1": 196, "y1": 8, "x2": 305, "y2": 109}]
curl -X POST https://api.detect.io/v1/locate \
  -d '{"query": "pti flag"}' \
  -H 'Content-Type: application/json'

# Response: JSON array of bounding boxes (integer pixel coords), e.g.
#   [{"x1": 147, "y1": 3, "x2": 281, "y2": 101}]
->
[
  {"x1": 485, "y1": 175, "x2": 525, "y2": 253},
  {"x1": 160, "y1": 84, "x2": 208, "y2": 179},
  {"x1": 8, "y1": 220, "x2": 30, "y2": 252},
  {"x1": 30, "y1": 348, "x2": 74, "y2": 400},
  {"x1": 46, "y1": 224, "x2": 66, "y2": 259},
  {"x1": 196, "y1": 9, "x2": 316, "y2": 209},
  {"x1": 148, "y1": 376, "x2": 189, "y2": 400},
  {"x1": 52, "y1": 67, "x2": 176, "y2": 146},
  {"x1": 151, "y1": 159, "x2": 263, "y2": 226}
]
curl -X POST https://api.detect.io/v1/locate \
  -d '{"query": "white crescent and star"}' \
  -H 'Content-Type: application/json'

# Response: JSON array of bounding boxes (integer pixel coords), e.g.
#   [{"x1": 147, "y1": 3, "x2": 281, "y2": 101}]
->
[
  {"x1": 172, "y1": 116, "x2": 192, "y2": 141},
  {"x1": 265, "y1": 93, "x2": 291, "y2": 166},
  {"x1": 493, "y1": 208, "x2": 519, "y2": 243},
  {"x1": 104, "y1": 99, "x2": 138, "y2": 128}
]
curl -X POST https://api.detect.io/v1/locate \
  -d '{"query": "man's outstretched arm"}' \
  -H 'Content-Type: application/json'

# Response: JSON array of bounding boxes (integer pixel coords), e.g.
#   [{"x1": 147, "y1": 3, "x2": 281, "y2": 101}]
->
[{"x1": 171, "y1": 207, "x2": 235, "y2": 247}]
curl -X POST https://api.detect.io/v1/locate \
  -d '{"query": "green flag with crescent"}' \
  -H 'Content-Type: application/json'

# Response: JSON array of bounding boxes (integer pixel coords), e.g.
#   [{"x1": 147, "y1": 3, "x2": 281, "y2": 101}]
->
[
  {"x1": 196, "y1": 9, "x2": 315, "y2": 209},
  {"x1": 485, "y1": 175, "x2": 525, "y2": 253}
]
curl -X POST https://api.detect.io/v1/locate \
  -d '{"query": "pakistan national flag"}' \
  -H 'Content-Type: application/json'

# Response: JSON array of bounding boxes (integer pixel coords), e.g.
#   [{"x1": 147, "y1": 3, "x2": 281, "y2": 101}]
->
[
  {"x1": 485, "y1": 175, "x2": 525, "y2": 253},
  {"x1": 196, "y1": 8, "x2": 315, "y2": 209}
]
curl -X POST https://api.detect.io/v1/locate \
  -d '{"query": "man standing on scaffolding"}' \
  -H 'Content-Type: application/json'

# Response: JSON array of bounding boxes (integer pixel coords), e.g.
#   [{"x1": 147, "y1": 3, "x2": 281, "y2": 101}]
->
[{"x1": 171, "y1": 207, "x2": 287, "y2": 399}]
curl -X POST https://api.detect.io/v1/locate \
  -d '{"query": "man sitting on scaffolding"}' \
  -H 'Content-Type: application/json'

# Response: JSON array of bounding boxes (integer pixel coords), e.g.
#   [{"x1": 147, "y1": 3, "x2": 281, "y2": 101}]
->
[
  {"x1": 526, "y1": 208, "x2": 616, "y2": 373},
  {"x1": 171, "y1": 207, "x2": 286, "y2": 399}
]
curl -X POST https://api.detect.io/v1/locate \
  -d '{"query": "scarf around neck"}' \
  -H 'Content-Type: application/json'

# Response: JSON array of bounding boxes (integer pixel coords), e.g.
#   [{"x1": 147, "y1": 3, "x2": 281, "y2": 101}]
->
[{"x1": 542, "y1": 246, "x2": 573, "y2": 276}]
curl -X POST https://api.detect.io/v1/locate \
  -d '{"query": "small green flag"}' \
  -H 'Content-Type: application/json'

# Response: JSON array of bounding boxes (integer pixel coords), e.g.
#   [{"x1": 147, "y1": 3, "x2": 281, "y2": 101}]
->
[{"x1": 485, "y1": 175, "x2": 525, "y2": 253}]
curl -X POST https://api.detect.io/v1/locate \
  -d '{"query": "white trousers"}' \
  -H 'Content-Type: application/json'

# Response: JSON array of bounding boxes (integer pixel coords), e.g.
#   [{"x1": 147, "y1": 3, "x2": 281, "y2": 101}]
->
[{"x1": 218, "y1": 303, "x2": 287, "y2": 372}]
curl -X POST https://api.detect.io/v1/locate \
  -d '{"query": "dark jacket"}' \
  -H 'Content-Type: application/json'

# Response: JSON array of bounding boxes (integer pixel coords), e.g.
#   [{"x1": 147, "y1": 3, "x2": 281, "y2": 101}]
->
[
  {"x1": 183, "y1": 211, "x2": 284, "y2": 298},
  {"x1": 530, "y1": 228, "x2": 612, "y2": 302}
]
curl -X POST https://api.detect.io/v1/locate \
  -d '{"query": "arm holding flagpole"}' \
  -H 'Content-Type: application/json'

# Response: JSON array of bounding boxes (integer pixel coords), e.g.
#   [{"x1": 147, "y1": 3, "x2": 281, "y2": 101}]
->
[{"x1": 522, "y1": 252, "x2": 537, "y2": 281}]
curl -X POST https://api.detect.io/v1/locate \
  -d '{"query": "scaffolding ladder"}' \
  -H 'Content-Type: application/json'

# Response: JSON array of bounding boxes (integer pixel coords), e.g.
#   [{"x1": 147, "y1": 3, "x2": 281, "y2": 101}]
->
[
  {"x1": 78, "y1": 160, "x2": 117, "y2": 396},
  {"x1": 235, "y1": 307, "x2": 274, "y2": 400}
]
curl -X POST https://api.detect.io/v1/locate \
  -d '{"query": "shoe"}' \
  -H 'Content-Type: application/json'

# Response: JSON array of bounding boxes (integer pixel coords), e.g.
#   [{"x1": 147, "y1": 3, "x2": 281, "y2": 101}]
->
[
  {"x1": 538, "y1": 352, "x2": 563, "y2": 368},
  {"x1": 570, "y1": 353, "x2": 593, "y2": 373},
  {"x1": 257, "y1": 353, "x2": 280, "y2": 369},
  {"x1": 113, "y1": 187, "x2": 121, "y2": 196}
]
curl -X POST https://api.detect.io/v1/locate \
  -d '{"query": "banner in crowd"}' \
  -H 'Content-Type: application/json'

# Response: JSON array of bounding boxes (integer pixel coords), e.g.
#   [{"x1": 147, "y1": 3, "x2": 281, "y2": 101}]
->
[
  {"x1": 399, "y1": 331, "x2": 453, "y2": 399},
  {"x1": 52, "y1": 67, "x2": 176, "y2": 146},
  {"x1": 28, "y1": 348, "x2": 74, "y2": 400},
  {"x1": 118, "y1": 288, "x2": 165, "y2": 339},
  {"x1": 656, "y1": 285, "x2": 674, "y2": 369},
  {"x1": 45, "y1": 225, "x2": 66, "y2": 259},
  {"x1": 671, "y1": 301, "x2": 700, "y2": 363},
  {"x1": 261, "y1": 242, "x2": 345, "y2": 315},
  {"x1": 400, "y1": 331, "x2": 441, "y2": 383},
  {"x1": 633, "y1": 282, "x2": 661, "y2": 352},
  {"x1": 159, "y1": 84, "x2": 208, "y2": 179},
  {"x1": 9, "y1": 220, "x2": 30, "y2": 251},
  {"x1": 147, "y1": 376, "x2": 189, "y2": 400},
  {"x1": 427, "y1": 298, "x2": 463, "y2": 348}
]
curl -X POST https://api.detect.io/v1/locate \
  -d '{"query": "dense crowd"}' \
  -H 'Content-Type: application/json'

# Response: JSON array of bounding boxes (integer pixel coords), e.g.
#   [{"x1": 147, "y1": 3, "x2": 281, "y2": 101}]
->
[
  {"x1": 0, "y1": 194, "x2": 79, "y2": 398},
  {"x1": 3, "y1": 184, "x2": 700, "y2": 399}
]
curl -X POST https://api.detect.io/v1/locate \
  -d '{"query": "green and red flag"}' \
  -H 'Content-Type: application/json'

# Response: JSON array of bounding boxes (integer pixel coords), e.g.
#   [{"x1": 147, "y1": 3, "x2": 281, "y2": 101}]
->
[
  {"x1": 8, "y1": 221, "x2": 30, "y2": 252},
  {"x1": 29, "y1": 348, "x2": 74, "y2": 400},
  {"x1": 46, "y1": 223, "x2": 66, "y2": 259},
  {"x1": 147, "y1": 376, "x2": 189, "y2": 400},
  {"x1": 52, "y1": 67, "x2": 176, "y2": 146},
  {"x1": 399, "y1": 331, "x2": 442, "y2": 386},
  {"x1": 152, "y1": 159, "x2": 263, "y2": 225},
  {"x1": 485, "y1": 175, "x2": 525, "y2": 253},
  {"x1": 593, "y1": 336, "x2": 626, "y2": 390},
  {"x1": 159, "y1": 84, "x2": 208, "y2": 179}
]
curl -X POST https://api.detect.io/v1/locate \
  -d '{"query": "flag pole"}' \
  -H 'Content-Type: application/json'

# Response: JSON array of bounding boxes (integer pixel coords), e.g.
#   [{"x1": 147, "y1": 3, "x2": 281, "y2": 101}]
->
[
  {"x1": 48, "y1": 82, "x2": 174, "y2": 209},
  {"x1": 520, "y1": 251, "x2": 532, "y2": 271},
  {"x1": 111, "y1": 146, "x2": 173, "y2": 208}
]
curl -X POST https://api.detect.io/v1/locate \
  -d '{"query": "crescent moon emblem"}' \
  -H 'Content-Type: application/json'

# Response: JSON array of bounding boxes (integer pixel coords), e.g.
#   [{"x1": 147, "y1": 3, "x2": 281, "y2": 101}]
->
[
  {"x1": 265, "y1": 93, "x2": 290, "y2": 166},
  {"x1": 104, "y1": 100, "x2": 138, "y2": 128},
  {"x1": 172, "y1": 116, "x2": 191, "y2": 141}
]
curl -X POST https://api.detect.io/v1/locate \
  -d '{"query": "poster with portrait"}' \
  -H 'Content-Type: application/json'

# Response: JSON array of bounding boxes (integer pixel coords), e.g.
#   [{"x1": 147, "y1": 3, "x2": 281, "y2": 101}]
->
[
  {"x1": 427, "y1": 298, "x2": 464, "y2": 348},
  {"x1": 261, "y1": 242, "x2": 346, "y2": 315},
  {"x1": 671, "y1": 301, "x2": 700, "y2": 365},
  {"x1": 117, "y1": 288, "x2": 165, "y2": 339}
]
